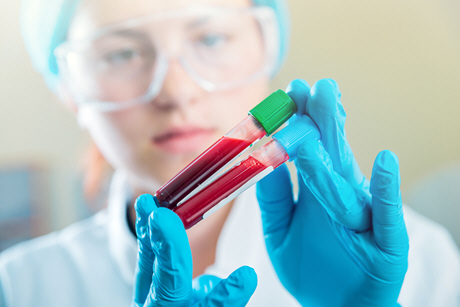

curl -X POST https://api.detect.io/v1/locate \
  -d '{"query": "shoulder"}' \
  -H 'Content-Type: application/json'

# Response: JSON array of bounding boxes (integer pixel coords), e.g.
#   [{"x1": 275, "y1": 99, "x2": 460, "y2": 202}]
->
[
  {"x1": 0, "y1": 210, "x2": 127, "y2": 306},
  {"x1": 0, "y1": 210, "x2": 108, "y2": 273}
]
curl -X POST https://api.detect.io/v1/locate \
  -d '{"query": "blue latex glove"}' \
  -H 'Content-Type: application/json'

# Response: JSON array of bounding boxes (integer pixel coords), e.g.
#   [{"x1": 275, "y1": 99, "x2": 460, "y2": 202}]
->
[
  {"x1": 132, "y1": 194, "x2": 257, "y2": 307},
  {"x1": 256, "y1": 79, "x2": 409, "y2": 307}
]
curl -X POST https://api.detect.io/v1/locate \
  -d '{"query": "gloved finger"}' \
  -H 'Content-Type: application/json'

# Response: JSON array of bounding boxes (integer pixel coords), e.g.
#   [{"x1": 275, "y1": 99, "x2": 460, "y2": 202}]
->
[
  {"x1": 370, "y1": 150, "x2": 409, "y2": 256},
  {"x1": 286, "y1": 78, "x2": 311, "y2": 117},
  {"x1": 296, "y1": 139, "x2": 371, "y2": 231},
  {"x1": 256, "y1": 163, "x2": 295, "y2": 250},
  {"x1": 305, "y1": 79, "x2": 369, "y2": 194},
  {"x1": 144, "y1": 208, "x2": 193, "y2": 306},
  {"x1": 194, "y1": 266, "x2": 257, "y2": 307},
  {"x1": 191, "y1": 275, "x2": 223, "y2": 305},
  {"x1": 133, "y1": 194, "x2": 157, "y2": 306}
]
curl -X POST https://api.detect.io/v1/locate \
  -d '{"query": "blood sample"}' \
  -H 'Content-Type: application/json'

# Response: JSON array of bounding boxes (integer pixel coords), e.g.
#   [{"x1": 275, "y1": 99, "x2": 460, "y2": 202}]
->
[
  {"x1": 173, "y1": 156, "x2": 269, "y2": 228},
  {"x1": 173, "y1": 115, "x2": 321, "y2": 229},
  {"x1": 154, "y1": 90, "x2": 297, "y2": 209},
  {"x1": 155, "y1": 135, "x2": 255, "y2": 208}
]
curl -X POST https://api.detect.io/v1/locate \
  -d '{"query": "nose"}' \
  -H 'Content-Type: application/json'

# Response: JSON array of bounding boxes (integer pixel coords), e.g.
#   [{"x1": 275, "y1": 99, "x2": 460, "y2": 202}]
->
[{"x1": 151, "y1": 58, "x2": 203, "y2": 112}]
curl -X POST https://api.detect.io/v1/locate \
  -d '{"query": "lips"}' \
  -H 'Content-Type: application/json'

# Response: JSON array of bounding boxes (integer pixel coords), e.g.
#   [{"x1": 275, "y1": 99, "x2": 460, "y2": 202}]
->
[{"x1": 152, "y1": 126, "x2": 217, "y2": 154}]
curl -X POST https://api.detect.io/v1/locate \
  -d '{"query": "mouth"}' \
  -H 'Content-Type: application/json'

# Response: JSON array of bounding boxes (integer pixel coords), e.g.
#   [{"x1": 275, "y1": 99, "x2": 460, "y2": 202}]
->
[{"x1": 152, "y1": 126, "x2": 217, "y2": 154}]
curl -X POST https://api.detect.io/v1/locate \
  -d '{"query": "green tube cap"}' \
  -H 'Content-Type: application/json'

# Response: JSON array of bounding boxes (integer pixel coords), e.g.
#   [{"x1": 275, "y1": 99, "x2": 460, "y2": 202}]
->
[{"x1": 249, "y1": 90, "x2": 297, "y2": 135}]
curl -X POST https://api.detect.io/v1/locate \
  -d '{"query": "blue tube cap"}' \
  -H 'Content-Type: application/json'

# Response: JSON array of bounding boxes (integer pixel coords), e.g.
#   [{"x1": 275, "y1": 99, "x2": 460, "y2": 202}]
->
[{"x1": 273, "y1": 115, "x2": 321, "y2": 161}]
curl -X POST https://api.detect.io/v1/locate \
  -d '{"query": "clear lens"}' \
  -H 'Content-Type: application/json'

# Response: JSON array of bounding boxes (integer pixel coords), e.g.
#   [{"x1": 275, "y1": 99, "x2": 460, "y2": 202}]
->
[
  {"x1": 65, "y1": 39, "x2": 158, "y2": 103},
  {"x1": 182, "y1": 10, "x2": 266, "y2": 87},
  {"x1": 55, "y1": 7, "x2": 278, "y2": 111}
]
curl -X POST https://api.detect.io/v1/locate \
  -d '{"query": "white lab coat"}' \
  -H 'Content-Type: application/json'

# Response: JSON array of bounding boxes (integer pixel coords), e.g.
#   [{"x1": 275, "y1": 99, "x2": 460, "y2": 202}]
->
[{"x1": 1, "y1": 171, "x2": 459, "y2": 306}]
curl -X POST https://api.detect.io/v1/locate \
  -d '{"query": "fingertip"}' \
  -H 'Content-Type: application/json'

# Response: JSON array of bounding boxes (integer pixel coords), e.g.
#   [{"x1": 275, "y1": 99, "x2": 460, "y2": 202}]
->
[
  {"x1": 239, "y1": 266, "x2": 258, "y2": 286},
  {"x1": 309, "y1": 78, "x2": 345, "y2": 122},
  {"x1": 135, "y1": 194, "x2": 158, "y2": 242},
  {"x1": 147, "y1": 208, "x2": 189, "y2": 253},
  {"x1": 147, "y1": 208, "x2": 184, "y2": 251},
  {"x1": 374, "y1": 150, "x2": 400, "y2": 171},
  {"x1": 148, "y1": 207, "x2": 184, "y2": 235},
  {"x1": 371, "y1": 150, "x2": 407, "y2": 255},
  {"x1": 311, "y1": 78, "x2": 341, "y2": 99},
  {"x1": 134, "y1": 194, "x2": 157, "y2": 217},
  {"x1": 199, "y1": 267, "x2": 257, "y2": 306},
  {"x1": 228, "y1": 266, "x2": 258, "y2": 296},
  {"x1": 286, "y1": 78, "x2": 311, "y2": 116},
  {"x1": 286, "y1": 78, "x2": 311, "y2": 92},
  {"x1": 370, "y1": 150, "x2": 401, "y2": 198}
]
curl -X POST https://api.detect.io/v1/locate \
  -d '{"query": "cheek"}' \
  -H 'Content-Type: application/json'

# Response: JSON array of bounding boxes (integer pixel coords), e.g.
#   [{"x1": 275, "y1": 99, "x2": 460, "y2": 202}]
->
[{"x1": 79, "y1": 107, "x2": 141, "y2": 168}]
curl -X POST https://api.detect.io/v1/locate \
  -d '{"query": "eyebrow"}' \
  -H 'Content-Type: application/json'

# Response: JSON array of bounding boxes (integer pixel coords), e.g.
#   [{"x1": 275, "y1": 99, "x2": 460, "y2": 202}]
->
[
  {"x1": 187, "y1": 16, "x2": 212, "y2": 29},
  {"x1": 103, "y1": 29, "x2": 151, "y2": 41}
]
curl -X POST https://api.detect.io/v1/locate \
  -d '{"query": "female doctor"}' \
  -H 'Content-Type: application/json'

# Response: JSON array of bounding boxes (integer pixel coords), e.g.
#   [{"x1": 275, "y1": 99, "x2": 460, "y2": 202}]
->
[{"x1": 1, "y1": 0, "x2": 460, "y2": 306}]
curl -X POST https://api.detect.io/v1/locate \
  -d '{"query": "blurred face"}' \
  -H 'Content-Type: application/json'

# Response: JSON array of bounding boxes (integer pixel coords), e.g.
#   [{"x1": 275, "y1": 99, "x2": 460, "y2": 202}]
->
[{"x1": 66, "y1": 0, "x2": 271, "y2": 192}]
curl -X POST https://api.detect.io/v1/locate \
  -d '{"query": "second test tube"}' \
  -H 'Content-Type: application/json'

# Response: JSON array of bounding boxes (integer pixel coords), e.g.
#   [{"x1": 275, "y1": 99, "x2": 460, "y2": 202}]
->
[{"x1": 173, "y1": 115, "x2": 321, "y2": 229}]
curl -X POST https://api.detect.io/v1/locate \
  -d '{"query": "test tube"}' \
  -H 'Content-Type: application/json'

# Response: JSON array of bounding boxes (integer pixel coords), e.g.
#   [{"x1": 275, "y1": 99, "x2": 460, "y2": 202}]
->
[
  {"x1": 154, "y1": 90, "x2": 297, "y2": 209},
  {"x1": 173, "y1": 115, "x2": 321, "y2": 229}
]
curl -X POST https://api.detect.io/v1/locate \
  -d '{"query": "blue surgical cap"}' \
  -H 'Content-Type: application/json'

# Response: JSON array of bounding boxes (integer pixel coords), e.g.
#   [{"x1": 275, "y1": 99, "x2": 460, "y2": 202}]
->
[{"x1": 20, "y1": 0, "x2": 290, "y2": 91}]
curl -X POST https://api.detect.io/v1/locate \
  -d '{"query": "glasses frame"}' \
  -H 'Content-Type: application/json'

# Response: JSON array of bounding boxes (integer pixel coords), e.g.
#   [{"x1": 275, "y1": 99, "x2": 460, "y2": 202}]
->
[{"x1": 54, "y1": 6, "x2": 280, "y2": 112}]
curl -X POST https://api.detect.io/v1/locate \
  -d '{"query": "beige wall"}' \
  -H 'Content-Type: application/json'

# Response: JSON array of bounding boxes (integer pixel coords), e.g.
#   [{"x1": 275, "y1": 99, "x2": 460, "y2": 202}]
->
[
  {"x1": 273, "y1": 0, "x2": 460, "y2": 245},
  {"x1": 1, "y1": 1, "x2": 459, "y2": 240},
  {"x1": 274, "y1": 0, "x2": 460, "y2": 186},
  {"x1": 0, "y1": 0, "x2": 90, "y2": 230}
]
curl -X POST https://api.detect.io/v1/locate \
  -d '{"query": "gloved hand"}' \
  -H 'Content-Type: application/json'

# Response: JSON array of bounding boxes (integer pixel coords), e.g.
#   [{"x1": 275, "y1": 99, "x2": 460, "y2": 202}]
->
[
  {"x1": 132, "y1": 194, "x2": 257, "y2": 307},
  {"x1": 256, "y1": 79, "x2": 409, "y2": 307}
]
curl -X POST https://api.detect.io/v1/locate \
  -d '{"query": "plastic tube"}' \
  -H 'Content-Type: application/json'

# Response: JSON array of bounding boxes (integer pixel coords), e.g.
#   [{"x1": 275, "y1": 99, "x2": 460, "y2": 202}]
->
[
  {"x1": 173, "y1": 115, "x2": 321, "y2": 229},
  {"x1": 154, "y1": 90, "x2": 297, "y2": 208}
]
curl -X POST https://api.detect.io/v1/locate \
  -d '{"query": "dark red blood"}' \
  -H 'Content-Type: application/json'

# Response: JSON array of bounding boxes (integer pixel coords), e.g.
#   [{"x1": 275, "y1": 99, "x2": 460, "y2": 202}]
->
[
  {"x1": 174, "y1": 156, "x2": 267, "y2": 229},
  {"x1": 155, "y1": 137, "x2": 253, "y2": 208}
]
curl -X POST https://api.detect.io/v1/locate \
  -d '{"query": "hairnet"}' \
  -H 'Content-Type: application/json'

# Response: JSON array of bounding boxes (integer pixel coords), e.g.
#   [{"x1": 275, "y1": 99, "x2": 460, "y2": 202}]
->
[{"x1": 20, "y1": 0, "x2": 290, "y2": 91}]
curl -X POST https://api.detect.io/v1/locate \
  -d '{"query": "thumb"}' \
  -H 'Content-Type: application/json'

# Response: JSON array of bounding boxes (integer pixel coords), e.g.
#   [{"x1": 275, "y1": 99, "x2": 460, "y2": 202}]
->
[
  {"x1": 191, "y1": 275, "x2": 223, "y2": 305},
  {"x1": 286, "y1": 78, "x2": 311, "y2": 117},
  {"x1": 370, "y1": 150, "x2": 408, "y2": 256},
  {"x1": 194, "y1": 266, "x2": 257, "y2": 307},
  {"x1": 144, "y1": 208, "x2": 193, "y2": 306},
  {"x1": 256, "y1": 164, "x2": 295, "y2": 251}
]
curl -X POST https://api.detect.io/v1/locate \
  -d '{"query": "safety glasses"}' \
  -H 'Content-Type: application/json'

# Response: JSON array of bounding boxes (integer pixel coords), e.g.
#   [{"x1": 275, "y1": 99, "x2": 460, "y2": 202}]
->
[{"x1": 54, "y1": 6, "x2": 280, "y2": 112}]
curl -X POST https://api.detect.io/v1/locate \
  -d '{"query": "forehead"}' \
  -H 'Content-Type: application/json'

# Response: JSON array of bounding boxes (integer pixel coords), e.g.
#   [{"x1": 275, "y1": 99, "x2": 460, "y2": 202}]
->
[{"x1": 68, "y1": 0, "x2": 252, "y2": 41}]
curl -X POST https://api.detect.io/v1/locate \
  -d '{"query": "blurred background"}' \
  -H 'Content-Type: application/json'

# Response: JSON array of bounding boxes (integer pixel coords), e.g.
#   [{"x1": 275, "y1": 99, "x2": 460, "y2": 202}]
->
[{"x1": 0, "y1": 0, "x2": 459, "y2": 250}]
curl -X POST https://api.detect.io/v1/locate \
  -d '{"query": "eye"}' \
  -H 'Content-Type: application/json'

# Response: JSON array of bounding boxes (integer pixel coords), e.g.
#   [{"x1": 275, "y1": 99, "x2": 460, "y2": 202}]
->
[
  {"x1": 104, "y1": 48, "x2": 140, "y2": 65},
  {"x1": 198, "y1": 33, "x2": 229, "y2": 48}
]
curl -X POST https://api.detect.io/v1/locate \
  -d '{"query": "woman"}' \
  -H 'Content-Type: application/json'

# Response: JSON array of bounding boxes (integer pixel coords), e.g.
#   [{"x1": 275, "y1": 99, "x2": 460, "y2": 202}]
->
[{"x1": 1, "y1": 0, "x2": 459, "y2": 306}]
